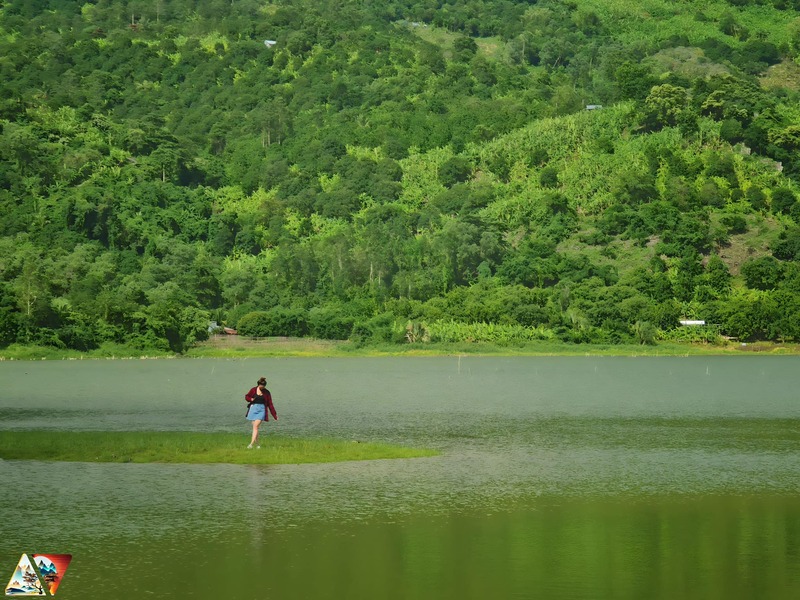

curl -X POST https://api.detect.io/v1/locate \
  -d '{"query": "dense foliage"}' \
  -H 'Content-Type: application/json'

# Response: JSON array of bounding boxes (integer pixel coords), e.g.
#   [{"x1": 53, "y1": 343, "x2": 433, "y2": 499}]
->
[{"x1": 2, "y1": 0, "x2": 800, "y2": 352}]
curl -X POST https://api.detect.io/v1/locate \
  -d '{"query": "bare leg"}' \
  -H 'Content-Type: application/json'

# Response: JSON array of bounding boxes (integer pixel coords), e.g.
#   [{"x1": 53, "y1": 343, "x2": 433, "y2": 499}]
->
[{"x1": 249, "y1": 420, "x2": 262, "y2": 447}]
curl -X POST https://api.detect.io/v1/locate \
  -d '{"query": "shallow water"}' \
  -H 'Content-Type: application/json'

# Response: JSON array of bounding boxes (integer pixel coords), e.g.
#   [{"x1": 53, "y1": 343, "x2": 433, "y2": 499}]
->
[{"x1": 1, "y1": 356, "x2": 799, "y2": 598}]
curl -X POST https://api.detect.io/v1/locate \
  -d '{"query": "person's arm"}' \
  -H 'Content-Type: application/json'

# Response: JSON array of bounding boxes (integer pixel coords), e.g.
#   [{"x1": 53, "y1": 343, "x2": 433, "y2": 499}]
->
[
  {"x1": 245, "y1": 387, "x2": 255, "y2": 402},
  {"x1": 266, "y1": 391, "x2": 278, "y2": 420}
]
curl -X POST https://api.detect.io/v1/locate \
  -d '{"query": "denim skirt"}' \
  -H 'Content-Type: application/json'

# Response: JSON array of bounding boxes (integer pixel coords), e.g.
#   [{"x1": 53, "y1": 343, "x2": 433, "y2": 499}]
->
[{"x1": 246, "y1": 403, "x2": 266, "y2": 421}]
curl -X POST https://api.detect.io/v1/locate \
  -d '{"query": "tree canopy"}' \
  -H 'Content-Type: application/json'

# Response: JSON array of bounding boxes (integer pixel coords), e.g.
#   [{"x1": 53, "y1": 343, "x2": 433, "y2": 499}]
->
[{"x1": 2, "y1": 0, "x2": 800, "y2": 352}]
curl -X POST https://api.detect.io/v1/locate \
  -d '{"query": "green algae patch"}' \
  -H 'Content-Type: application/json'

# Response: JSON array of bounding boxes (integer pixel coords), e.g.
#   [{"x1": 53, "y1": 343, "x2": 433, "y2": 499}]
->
[{"x1": 0, "y1": 431, "x2": 438, "y2": 465}]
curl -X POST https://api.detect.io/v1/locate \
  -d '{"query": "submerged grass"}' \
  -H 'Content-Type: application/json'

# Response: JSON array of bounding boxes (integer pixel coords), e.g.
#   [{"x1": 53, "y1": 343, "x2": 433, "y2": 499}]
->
[{"x1": 0, "y1": 431, "x2": 438, "y2": 465}]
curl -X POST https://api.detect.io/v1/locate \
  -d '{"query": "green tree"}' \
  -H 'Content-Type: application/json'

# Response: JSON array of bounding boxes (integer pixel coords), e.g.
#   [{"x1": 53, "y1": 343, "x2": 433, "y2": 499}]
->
[
  {"x1": 741, "y1": 256, "x2": 783, "y2": 290},
  {"x1": 705, "y1": 254, "x2": 732, "y2": 295},
  {"x1": 746, "y1": 187, "x2": 767, "y2": 211},
  {"x1": 438, "y1": 157, "x2": 472, "y2": 187},
  {"x1": 773, "y1": 227, "x2": 800, "y2": 261},
  {"x1": 643, "y1": 84, "x2": 689, "y2": 130},
  {"x1": 141, "y1": 282, "x2": 210, "y2": 353},
  {"x1": 771, "y1": 187, "x2": 797, "y2": 215},
  {"x1": 452, "y1": 36, "x2": 478, "y2": 61},
  {"x1": 614, "y1": 62, "x2": 656, "y2": 100}
]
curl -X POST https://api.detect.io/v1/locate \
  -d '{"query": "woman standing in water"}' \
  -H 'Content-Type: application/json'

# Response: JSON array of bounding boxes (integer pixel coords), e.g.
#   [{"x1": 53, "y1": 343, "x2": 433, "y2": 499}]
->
[{"x1": 245, "y1": 376, "x2": 278, "y2": 448}]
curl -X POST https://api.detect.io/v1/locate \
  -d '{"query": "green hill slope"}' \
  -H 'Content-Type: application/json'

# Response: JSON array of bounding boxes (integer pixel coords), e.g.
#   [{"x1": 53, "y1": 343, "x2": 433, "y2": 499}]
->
[{"x1": 1, "y1": 0, "x2": 800, "y2": 353}]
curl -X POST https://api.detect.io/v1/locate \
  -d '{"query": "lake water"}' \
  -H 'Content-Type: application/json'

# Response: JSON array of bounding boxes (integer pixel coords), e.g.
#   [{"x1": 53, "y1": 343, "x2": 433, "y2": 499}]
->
[{"x1": 1, "y1": 356, "x2": 799, "y2": 599}]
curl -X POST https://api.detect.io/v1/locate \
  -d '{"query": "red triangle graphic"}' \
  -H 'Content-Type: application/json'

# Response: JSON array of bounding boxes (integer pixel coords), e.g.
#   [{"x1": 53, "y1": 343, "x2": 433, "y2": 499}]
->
[{"x1": 32, "y1": 554, "x2": 72, "y2": 596}]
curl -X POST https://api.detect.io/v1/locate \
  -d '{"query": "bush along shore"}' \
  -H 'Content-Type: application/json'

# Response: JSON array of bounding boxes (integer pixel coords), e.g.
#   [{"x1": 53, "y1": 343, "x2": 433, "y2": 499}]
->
[{"x1": 0, "y1": 431, "x2": 439, "y2": 465}]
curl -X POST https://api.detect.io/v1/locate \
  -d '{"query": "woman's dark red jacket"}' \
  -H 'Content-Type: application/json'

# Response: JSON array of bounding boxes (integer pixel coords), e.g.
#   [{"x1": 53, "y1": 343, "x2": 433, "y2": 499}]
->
[{"x1": 245, "y1": 387, "x2": 278, "y2": 421}]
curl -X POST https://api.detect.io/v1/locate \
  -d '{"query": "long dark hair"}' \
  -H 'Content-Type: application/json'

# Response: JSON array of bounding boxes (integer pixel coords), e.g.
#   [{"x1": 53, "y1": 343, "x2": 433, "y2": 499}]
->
[{"x1": 257, "y1": 377, "x2": 267, "y2": 386}]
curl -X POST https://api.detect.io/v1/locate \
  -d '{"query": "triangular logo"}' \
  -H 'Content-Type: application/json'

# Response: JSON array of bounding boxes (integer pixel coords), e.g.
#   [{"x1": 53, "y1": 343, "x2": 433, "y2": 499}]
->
[
  {"x1": 4, "y1": 554, "x2": 45, "y2": 596},
  {"x1": 32, "y1": 555, "x2": 72, "y2": 596}
]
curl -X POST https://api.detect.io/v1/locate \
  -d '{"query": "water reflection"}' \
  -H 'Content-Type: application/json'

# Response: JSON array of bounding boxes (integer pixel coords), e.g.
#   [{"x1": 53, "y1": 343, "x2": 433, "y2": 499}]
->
[
  {"x1": 6, "y1": 486, "x2": 797, "y2": 600},
  {"x1": 2, "y1": 357, "x2": 800, "y2": 598}
]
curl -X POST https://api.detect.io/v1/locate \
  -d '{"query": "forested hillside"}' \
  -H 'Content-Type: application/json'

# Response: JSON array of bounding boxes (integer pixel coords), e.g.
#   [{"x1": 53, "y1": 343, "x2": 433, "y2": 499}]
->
[{"x1": 2, "y1": 0, "x2": 800, "y2": 353}]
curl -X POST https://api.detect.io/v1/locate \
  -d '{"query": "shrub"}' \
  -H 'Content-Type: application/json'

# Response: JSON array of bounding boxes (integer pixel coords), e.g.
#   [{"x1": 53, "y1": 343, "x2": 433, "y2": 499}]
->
[
  {"x1": 720, "y1": 214, "x2": 747, "y2": 234},
  {"x1": 741, "y1": 256, "x2": 783, "y2": 290},
  {"x1": 720, "y1": 119, "x2": 744, "y2": 144},
  {"x1": 746, "y1": 187, "x2": 767, "y2": 211},
  {"x1": 579, "y1": 230, "x2": 611, "y2": 246},
  {"x1": 350, "y1": 313, "x2": 404, "y2": 344},
  {"x1": 308, "y1": 309, "x2": 354, "y2": 340},
  {"x1": 773, "y1": 226, "x2": 800, "y2": 261},
  {"x1": 237, "y1": 308, "x2": 308, "y2": 337},
  {"x1": 267, "y1": 308, "x2": 308, "y2": 336},
  {"x1": 438, "y1": 157, "x2": 472, "y2": 187},
  {"x1": 771, "y1": 187, "x2": 797, "y2": 215},
  {"x1": 661, "y1": 324, "x2": 723, "y2": 344},
  {"x1": 236, "y1": 311, "x2": 271, "y2": 337},
  {"x1": 539, "y1": 166, "x2": 559, "y2": 188},
  {"x1": 424, "y1": 320, "x2": 555, "y2": 344}
]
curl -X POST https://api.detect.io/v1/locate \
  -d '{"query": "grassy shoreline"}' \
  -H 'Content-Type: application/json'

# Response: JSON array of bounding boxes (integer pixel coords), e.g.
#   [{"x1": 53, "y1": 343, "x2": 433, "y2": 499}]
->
[
  {"x1": 1, "y1": 338, "x2": 799, "y2": 360},
  {"x1": 0, "y1": 431, "x2": 438, "y2": 465}
]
